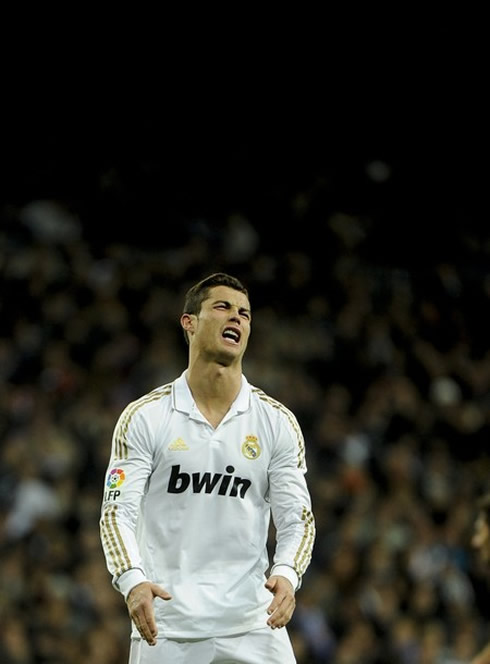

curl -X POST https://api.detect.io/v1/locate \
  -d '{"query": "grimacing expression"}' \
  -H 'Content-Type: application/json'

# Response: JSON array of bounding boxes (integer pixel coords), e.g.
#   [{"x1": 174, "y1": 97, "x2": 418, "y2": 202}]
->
[{"x1": 184, "y1": 286, "x2": 251, "y2": 363}]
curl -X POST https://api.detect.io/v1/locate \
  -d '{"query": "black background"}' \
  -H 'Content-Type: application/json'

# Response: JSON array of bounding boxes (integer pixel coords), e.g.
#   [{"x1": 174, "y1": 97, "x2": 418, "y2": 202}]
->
[{"x1": 2, "y1": 14, "x2": 486, "y2": 266}]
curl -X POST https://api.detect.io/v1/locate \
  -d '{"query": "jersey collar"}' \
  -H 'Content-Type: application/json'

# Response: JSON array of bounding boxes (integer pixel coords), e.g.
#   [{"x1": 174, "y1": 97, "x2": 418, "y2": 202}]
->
[{"x1": 173, "y1": 371, "x2": 251, "y2": 419}]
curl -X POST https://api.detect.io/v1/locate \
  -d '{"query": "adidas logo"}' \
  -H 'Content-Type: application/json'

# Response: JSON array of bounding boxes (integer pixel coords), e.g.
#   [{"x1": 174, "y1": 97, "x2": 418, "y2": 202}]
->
[{"x1": 168, "y1": 438, "x2": 189, "y2": 451}]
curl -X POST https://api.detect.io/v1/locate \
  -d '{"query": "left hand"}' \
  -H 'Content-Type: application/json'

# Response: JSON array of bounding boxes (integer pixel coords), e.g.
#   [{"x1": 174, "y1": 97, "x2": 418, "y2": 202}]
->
[{"x1": 265, "y1": 575, "x2": 296, "y2": 628}]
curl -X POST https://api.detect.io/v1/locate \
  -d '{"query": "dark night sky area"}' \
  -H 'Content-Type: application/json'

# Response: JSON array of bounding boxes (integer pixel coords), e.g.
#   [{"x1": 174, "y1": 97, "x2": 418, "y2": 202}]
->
[
  {"x1": 2, "y1": 115, "x2": 484, "y2": 268},
  {"x1": 1, "y1": 18, "x2": 486, "y2": 268}
]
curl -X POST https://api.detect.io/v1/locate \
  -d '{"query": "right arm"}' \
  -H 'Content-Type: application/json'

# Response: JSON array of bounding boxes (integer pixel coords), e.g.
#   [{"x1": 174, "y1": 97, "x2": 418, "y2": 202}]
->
[{"x1": 99, "y1": 398, "x2": 171, "y2": 644}]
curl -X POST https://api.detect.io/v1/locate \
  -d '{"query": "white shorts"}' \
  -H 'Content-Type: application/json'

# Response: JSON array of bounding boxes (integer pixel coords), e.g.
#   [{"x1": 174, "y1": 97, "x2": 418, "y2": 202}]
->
[{"x1": 128, "y1": 626, "x2": 297, "y2": 664}]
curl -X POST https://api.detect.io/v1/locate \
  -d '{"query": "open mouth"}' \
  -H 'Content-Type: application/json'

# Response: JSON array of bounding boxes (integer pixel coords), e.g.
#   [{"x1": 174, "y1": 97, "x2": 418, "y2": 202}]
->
[{"x1": 222, "y1": 327, "x2": 241, "y2": 344}]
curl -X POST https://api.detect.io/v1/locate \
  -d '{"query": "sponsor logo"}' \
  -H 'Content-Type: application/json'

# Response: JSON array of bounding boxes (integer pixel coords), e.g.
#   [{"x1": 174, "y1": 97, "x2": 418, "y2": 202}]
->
[
  {"x1": 242, "y1": 435, "x2": 261, "y2": 460},
  {"x1": 168, "y1": 465, "x2": 251, "y2": 499},
  {"x1": 168, "y1": 438, "x2": 189, "y2": 451}
]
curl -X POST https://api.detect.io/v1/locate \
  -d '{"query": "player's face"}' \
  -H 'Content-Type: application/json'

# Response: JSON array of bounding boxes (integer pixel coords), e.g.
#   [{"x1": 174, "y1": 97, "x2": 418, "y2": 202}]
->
[
  {"x1": 190, "y1": 286, "x2": 251, "y2": 365},
  {"x1": 472, "y1": 513, "x2": 490, "y2": 565}
]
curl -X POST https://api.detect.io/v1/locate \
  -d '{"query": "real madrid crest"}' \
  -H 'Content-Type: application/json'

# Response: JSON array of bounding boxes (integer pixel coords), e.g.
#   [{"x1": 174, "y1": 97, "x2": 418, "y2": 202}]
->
[{"x1": 242, "y1": 435, "x2": 261, "y2": 460}]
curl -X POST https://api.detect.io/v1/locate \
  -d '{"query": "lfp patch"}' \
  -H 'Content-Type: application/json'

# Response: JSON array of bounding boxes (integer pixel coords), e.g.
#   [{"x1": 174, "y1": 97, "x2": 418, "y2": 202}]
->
[{"x1": 106, "y1": 468, "x2": 126, "y2": 489}]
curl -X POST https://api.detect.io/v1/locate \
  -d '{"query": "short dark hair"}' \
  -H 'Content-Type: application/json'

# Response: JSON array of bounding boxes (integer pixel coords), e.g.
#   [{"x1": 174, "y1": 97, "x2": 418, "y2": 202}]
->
[{"x1": 182, "y1": 273, "x2": 249, "y2": 343}]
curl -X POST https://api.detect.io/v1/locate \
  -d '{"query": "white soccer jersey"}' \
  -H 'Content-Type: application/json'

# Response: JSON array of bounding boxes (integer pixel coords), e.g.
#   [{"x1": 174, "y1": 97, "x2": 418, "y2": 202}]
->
[{"x1": 100, "y1": 371, "x2": 315, "y2": 639}]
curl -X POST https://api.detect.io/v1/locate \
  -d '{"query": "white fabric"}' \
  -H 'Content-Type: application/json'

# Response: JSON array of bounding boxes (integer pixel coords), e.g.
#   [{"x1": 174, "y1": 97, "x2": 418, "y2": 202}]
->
[
  {"x1": 128, "y1": 626, "x2": 296, "y2": 664},
  {"x1": 100, "y1": 371, "x2": 315, "y2": 638}
]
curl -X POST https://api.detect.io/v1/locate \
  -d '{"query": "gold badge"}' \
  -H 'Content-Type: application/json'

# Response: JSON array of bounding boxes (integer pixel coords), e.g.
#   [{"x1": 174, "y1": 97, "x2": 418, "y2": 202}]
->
[{"x1": 242, "y1": 435, "x2": 261, "y2": 460}]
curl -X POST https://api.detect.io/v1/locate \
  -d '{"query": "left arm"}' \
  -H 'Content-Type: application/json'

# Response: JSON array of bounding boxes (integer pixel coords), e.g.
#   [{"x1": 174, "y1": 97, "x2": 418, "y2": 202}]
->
[{"x1": 266, "y1": 410, "x2": 316, "y2": 627}]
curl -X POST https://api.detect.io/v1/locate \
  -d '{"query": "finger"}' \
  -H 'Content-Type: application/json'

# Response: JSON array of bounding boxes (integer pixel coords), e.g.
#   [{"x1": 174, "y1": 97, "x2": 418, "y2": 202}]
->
[
  {"x1": 265, "y1": 578, "x2": 279, "y2": 614},
  {"x1": 267, "y1": 595, "x2": 295, "y2": 628},
  {"x1": 267, "y1": 595, "x2": 285, "y2": 618},
  {"x1": 142, "y1": 604, "x2": 158, "y2": 645},
  {"x1": 134, "y1": 615, "x2": 155, "y2": 645},
  {"x1": 268, "y1": 605, "x2": 294, "y2": 628},
  {"x1": 264, "y1": 577, "x2": 276, "y2": 592},
  {"x1": 143, "y1": 603, "x2": 157, "y2": 636},
  {"x1": 130, "y1": 603, "x2": 156, "y2": 645},
  {"x1": 152, "y1": 584, "x2": 172, "y2": 601},
  {"x1": 266, "y1": 587, "x2": 285, "y2": 614},
  {"x1": 267, "y1": 596, "x2": 280, "y2": 615},
  {"x1": 132, "y1": 608, "x2": 154, "y2": 645}
]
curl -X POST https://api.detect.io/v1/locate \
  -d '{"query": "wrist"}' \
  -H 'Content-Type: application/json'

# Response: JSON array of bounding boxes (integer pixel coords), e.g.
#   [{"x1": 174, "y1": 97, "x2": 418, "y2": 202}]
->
[
  {"x1": 117, "y1": 568, "x2": 149, "y2": 600},
  {"x1": 269, "y1": 564, "x2": 299, "y2": 591}
]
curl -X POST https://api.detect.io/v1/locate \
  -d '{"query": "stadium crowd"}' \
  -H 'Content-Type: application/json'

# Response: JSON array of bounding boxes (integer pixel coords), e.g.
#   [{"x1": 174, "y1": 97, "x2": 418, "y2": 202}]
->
[{"x1": 1, "y1": 176, "x2": 489, "y2": 662}]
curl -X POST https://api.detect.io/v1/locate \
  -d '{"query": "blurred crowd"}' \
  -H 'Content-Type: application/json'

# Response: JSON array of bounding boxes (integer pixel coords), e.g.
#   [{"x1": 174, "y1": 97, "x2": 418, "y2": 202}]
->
[{"x1": 1, "y1": 189, "x2": 490, "y2": 663}]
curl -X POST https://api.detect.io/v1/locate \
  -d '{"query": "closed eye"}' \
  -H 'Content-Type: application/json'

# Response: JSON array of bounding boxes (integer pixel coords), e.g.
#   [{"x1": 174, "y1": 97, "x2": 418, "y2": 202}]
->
[{"x1": 214, "y1": 301, "x2": 251, "y2": 320}]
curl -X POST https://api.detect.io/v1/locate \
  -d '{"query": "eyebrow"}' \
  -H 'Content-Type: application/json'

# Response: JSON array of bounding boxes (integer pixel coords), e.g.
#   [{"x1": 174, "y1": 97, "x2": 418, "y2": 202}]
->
[{"x1": 212, "y1": 299, "x2": 251, "y2": 315}]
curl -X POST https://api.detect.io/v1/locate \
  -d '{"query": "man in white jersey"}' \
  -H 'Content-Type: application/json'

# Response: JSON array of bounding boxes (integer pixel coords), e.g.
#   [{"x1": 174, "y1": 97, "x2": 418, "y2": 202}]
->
[{"x1": 100, "y1": 272, "x2": 315, "y2": 663}]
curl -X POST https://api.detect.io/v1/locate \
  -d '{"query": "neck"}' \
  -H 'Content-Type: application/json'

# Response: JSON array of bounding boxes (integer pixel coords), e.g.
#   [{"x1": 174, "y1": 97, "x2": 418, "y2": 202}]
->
[{"x1": 186, "y1": 359, "x2": 242, "y2": 404}]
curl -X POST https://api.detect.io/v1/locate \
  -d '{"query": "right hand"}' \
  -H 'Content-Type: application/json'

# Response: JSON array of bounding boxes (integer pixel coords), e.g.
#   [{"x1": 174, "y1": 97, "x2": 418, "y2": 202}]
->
[{"x1": 126, "y1": 581, "x2": 172, "y2": 646}]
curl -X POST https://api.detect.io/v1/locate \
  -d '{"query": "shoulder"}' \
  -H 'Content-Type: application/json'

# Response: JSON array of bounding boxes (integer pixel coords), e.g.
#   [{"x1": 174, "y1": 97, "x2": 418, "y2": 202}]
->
[
  {"x1": 250, "y1": 385, "x2": 300, "y2": 426},
  {"x1": 250, "y1": 385, "x2": 306, "y2": 468},
  {"x1": 117, "y1": 382, "x2": 173, "y2": 426},
  {"x1": 111, "y1": 383, "x2": 174, "y2": 459},
  {"x1": 249, "y1": 385, "x2": 304, "y2": 441}
]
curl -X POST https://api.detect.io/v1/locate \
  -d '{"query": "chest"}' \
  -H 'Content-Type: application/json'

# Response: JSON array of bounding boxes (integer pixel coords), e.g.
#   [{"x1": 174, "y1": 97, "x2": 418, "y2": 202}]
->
[{"x1": 150, "y1": 412, "x2": 271, "y2": 496}]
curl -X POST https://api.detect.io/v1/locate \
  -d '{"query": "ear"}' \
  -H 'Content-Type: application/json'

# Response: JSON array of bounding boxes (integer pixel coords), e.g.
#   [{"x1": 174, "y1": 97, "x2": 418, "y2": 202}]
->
[{"x1": 181, "y1": 313, "x2": 195, "y2": 337}]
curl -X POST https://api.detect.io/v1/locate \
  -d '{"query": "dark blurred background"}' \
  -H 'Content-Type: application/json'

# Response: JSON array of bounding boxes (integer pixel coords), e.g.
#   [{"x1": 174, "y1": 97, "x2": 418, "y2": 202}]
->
[{"x1": 1, "y1": 18, "x2": 489, "y2": 663}]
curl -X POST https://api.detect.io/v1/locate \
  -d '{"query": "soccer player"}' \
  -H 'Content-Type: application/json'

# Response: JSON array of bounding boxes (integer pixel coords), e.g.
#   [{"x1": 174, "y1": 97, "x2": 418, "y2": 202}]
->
[
  {"x1": 99, "y1": 272, "x2": 316, "y2": 663},
  {"x1": 471, "y1": 492, "x2": 490, "y2": 664}
]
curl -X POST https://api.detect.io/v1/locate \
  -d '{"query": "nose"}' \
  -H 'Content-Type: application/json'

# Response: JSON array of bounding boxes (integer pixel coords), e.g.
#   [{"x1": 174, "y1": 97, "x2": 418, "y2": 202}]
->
[{"x1": 229, "y1": 308, "x2": 241, "y2": 323}]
